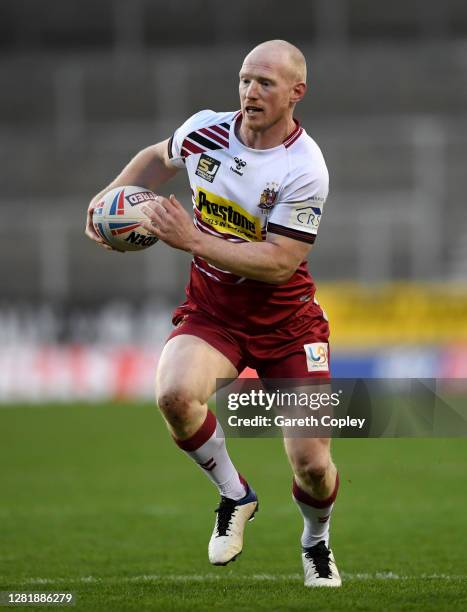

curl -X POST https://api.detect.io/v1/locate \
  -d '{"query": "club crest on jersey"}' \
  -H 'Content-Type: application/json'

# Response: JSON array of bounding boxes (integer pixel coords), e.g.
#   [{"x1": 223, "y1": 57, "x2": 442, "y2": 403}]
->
[
  {"x1": 195, "y1": 153, "x2": 221, "y2": 183},
  {"x1": 258, "y1": 182, "x2": 279, "y2": 212},
  {"x1": 230, "y1": 156, "x2": 247, "y2": 176}
]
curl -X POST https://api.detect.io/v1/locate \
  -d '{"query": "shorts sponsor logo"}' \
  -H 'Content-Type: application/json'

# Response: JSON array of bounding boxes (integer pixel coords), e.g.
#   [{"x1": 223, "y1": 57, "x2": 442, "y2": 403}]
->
[
  {"x1": 196, "y1": 188, "x2": 262, "y2": 241},
  {"x1": 304, "y1": 342, "x2": 329, "y2": 372},
  {"x1": 195, "y1": 154, "x2": 221, "y2": 183},
  {"x1": 125, "y1": 191, "x2": 158, "y2": 206}
]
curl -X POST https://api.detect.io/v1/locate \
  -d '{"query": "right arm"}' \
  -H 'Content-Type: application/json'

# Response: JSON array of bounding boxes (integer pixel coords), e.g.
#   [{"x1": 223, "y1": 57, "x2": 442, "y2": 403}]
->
[{"x1": 85, "y1": 138, "x2": 179, "y2": 249}]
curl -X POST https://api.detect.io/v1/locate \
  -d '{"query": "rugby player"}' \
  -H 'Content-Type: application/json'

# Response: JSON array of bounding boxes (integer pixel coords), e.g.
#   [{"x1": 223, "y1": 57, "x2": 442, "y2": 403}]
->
[{"x1": 85, "y1": 40, "x2": 341, "y2": 587}]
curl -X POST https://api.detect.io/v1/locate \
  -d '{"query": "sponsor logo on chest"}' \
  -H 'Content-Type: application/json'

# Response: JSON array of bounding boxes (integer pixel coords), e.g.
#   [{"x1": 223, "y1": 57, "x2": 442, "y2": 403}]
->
[{"x1": 196, "y1": 188, "x2": 262, "y2": 241}]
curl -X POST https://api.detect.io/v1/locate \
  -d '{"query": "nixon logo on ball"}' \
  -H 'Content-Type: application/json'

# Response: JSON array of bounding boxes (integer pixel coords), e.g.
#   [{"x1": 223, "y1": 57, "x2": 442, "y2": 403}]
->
[{"x1": 125, "y1": 232, "x2": 158, "y2": 247}]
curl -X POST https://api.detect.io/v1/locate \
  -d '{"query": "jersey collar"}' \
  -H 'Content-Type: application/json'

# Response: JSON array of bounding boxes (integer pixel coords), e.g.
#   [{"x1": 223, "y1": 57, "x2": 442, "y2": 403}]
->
[{"x1": 232, "y1": 111, "x2": 303, "y2": 151}]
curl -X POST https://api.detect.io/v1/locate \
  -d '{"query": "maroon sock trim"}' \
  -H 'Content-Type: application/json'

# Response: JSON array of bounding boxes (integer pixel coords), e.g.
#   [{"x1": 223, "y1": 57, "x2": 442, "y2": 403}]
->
[
  {"x1": 174, "y1": 410, "x2": 217, "y2": 451},
  {"x1": 292, "y1": 472, "x2": 339, "y2": 509},
  {"x1": 238, "y1": 473, "x2": 249, "y2": 496}
]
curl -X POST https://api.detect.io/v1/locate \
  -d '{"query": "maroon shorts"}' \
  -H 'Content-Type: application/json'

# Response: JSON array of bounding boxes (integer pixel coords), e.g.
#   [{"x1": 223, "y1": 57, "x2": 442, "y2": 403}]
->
[{"x1": 167, "y1": 302, "x2": 330, "y2": 379}]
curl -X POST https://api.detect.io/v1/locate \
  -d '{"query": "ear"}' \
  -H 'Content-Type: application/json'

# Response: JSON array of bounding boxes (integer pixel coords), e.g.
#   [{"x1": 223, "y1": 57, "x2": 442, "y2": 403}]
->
[{"x1": 290, "y1": 82, "x2": 307, "y2": 104}]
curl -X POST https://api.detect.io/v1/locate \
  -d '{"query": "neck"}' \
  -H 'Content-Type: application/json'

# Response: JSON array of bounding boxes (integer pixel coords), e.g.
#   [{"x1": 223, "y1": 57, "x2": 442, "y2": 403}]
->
[{"x1": 236, "y1": 114, "x2": 297, "y2": 150}]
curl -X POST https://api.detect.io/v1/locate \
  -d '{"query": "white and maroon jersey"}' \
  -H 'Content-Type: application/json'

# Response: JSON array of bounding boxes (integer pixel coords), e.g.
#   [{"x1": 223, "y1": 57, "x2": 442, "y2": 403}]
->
[{"x1": 167, "y1": 109, "x2": 329, "y2": 331}]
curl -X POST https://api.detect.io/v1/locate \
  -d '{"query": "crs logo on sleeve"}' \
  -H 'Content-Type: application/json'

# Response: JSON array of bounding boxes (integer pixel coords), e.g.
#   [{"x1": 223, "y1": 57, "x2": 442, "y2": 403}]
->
[
  {"x1": 294, "y1": 205, "x2": 322, "y2": 229},
  {"x1": 304, "y1": 342, "x2": 329, "y2": 373},
  {"x1": 289, "y1": 196, "x2": 325, "y2": 231},
  {"x1": 195, "y1": 154, "x2": 221, "y2": 183}
]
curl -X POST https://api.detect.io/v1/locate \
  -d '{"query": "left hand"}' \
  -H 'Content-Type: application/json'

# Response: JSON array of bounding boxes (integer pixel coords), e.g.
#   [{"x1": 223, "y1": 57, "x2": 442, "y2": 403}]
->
[{"x1": 141, "y1": 194, "x2": 197, "y2": 252}]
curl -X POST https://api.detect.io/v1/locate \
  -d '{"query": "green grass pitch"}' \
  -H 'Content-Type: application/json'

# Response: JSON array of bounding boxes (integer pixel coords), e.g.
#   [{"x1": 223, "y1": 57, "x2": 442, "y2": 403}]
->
[{"x1": 0, "y1": 403, "x2": 466, "y2": 611}]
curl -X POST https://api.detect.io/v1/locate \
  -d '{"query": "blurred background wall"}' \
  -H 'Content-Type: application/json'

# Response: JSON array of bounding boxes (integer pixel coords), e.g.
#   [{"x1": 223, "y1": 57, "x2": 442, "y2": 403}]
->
[{"x1": 1, "y1": 0, "x2": 467, "y2": 400}]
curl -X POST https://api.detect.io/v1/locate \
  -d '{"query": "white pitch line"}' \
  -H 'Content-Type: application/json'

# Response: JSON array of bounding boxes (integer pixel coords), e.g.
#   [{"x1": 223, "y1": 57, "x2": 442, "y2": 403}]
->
[{"x1": 10, "y1": 573, "x2": 466, "y2": 585}]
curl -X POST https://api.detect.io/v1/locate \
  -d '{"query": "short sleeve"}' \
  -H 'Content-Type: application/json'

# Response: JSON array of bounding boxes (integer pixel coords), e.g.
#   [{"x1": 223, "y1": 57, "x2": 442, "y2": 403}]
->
[
  {"x1": 167, "y1": 109, "x2": 217, "y2": 168},
  {"x1": 267, "y1": 159, "x2": 329, "y2": 245}
]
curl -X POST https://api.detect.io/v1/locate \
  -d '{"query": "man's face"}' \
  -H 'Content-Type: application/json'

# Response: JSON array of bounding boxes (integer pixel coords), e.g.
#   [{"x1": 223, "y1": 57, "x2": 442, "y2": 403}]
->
[{"x1": 239, "y1": 52, "x2": 296, "y2": 133}]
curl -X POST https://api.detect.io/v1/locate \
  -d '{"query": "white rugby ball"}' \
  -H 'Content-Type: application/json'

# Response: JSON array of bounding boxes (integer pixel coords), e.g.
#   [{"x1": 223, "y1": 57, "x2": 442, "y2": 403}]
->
[{"x1": 92, "y1": 185, "x2": 158, "y2": 251}]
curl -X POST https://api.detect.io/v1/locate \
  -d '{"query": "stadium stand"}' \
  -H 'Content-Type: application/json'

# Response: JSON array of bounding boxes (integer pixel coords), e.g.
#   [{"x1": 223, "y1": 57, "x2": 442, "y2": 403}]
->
[{"x1": 1, "y1": 0, "x2": 467, "y2": 395}]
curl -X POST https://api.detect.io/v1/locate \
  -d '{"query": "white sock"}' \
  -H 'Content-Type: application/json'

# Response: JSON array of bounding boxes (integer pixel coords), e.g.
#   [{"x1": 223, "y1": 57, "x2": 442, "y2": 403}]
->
[
  {"x1": 292, "y1": 474, "x2": 339, "y2": 548},
  {"x1": 174, "y1": 410, "x2": 247, "y2": 500}
]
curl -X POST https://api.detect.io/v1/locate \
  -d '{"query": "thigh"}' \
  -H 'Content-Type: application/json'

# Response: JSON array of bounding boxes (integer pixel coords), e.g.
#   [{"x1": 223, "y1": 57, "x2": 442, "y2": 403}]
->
[
  {"x1": 168, "y1": 311, "x2": 246, "y2": 374},
  {"x1": 156, "y1": 333, "x2": 239, "y2": 405}
]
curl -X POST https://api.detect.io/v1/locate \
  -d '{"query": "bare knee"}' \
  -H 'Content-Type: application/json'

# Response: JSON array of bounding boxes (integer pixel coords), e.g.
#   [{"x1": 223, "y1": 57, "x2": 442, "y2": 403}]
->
[
  {"x1": 294, "y1": 455, "x2": 330, "y2": 487},
  {"x1": 157, "y1": 386, "x2": 200, "y2": 432}
]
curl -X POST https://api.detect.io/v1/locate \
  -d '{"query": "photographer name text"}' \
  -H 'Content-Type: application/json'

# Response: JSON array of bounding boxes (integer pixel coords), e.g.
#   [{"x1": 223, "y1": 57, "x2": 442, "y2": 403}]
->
[{"x1": 227, "y1": 415, "x2": 366, "y2": 430}]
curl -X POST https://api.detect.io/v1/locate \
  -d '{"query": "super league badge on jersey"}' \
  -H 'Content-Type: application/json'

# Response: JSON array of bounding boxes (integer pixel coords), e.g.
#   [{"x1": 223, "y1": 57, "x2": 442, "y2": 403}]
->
[
  {"x1": 258, "y1": 182, "x2": 279, "y2": 213},
  {"x1": 195, "y1": 153, "x2": 221, "y2": 183}
]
